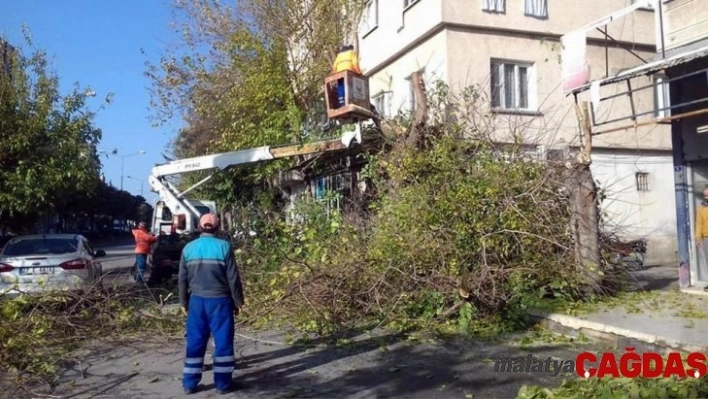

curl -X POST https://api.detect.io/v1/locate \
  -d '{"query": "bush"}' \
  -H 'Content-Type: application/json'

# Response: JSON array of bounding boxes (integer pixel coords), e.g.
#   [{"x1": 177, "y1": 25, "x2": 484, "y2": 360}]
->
[
  {"x1": 0, "y1": 285, "x2": 181, "y2": 387},
  {"x1": 517, "y1": 375, "x2": 708, "y2": 399},
  {"x1": 228, "y1": 81, "x2": 627, "y2": 337}
]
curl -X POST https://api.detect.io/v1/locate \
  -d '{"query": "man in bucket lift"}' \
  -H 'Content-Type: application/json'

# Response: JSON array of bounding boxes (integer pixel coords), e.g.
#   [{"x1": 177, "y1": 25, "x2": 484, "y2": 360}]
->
[
  {"x1": 326, "y1": 44, "x2": 381, "y2": 145},
  {"x1": 331, "y1": 44, "x2": 362, "y2": 108}
]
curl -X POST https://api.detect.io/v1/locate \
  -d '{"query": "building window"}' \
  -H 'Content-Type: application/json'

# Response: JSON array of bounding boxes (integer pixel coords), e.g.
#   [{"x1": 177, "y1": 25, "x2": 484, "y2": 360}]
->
[
  {"x1": 524, "y1": 0, "x2": 548, "y2": 18},
  {"x1": 636, "y1": 172, "x2": 649, "y2": 191},
  {"x1": 373, "y1": 91, "x2": 390, "y2": 119},
  {"x1": 632, "y1": 0, "x2": 673, "y2": 11},
  {"x1": 482, "y1": 0, "x2": 505, "y2": 12},
  {"x1": 491, "y1": 60, "x2": 534, "y2": 111},
  {"x1": 363, "y1": 0, "x2": 378, "y2": 33},
  {"x1": 404, "y1": 0, "x2": 420, "y2": 9},
  {"x1": 653, "y1": 74, "x2": 671, "y2": 119}
]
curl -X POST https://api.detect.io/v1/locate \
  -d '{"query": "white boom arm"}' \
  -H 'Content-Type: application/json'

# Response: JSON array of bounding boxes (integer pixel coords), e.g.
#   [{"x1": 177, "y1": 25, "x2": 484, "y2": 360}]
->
[{"x1": 149, "y1": 131, "x2": 363, "y2": 233}]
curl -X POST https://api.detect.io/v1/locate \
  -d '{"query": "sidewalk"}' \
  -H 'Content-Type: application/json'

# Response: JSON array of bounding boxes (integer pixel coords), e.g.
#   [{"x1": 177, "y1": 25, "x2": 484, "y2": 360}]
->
[{"x1": 532, "y1": 264, "x2": 708, "y2": 354}]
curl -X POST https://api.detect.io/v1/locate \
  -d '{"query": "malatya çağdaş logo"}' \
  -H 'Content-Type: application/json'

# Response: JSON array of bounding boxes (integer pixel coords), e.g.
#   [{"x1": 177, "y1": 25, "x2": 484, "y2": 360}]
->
[{"x1": 494, "y1": 348, "x2": 707, "y2": 379}]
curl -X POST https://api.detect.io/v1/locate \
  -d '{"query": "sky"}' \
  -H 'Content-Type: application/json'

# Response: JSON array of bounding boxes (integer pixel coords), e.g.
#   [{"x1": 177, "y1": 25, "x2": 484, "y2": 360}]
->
[{"x1": 0, "y1": 0, "x2": 183, "y2": 204}]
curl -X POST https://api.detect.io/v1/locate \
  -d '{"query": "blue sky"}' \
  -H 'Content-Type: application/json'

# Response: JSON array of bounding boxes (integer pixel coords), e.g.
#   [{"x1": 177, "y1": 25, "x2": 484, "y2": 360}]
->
[{"x1": 0, "y1": 0, "x2": 182, "y2": 204}]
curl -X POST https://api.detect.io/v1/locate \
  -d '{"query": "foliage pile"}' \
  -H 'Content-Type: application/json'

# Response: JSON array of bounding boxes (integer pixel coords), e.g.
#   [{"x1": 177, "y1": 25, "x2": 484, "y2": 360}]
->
[
  {"x1": 147, "y1": 1, "x2": 624, "y2": 336},
  {"x1": 0, "y1": 285, "x2": 181, "y2": 388},
  {"x1": 517, "y1": 374, "x2": 708, "y2": 399},
  {"x1": 232, "y1": 83, "x2": 619, "y2": 336}
]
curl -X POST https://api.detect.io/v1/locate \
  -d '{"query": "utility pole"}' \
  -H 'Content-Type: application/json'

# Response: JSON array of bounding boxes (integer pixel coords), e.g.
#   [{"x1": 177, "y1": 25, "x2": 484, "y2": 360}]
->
[{"x1": 126, "y1": 175, "x2": 144, "y2": 196}]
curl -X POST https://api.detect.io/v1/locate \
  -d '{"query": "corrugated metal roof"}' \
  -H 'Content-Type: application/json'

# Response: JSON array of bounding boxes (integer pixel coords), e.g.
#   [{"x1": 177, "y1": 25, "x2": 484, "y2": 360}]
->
[{"x1": 569, "y1": 40, "x2": 708, "y2": 95}]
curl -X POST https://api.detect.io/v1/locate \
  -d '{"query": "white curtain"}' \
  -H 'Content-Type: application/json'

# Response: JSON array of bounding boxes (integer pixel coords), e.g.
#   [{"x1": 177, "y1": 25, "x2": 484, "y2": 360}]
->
[
  {"x1": 482, "y1": 0, "x2": 505, "y2": 12},
  {"x1": 524, "y1": 0, "x2": 548, "y2": 18}
]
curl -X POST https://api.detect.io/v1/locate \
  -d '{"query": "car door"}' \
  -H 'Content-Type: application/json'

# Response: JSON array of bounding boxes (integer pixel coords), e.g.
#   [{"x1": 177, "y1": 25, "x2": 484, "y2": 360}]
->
[{"x1": 81, "y1": 238, "x2": 102, "y2": 282}]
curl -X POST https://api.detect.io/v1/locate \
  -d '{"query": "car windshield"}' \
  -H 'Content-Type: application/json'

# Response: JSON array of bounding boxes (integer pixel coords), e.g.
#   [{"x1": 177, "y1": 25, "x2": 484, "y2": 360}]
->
[{"x1": 2, "y1": 238, "x2": 79, "y2": 257}]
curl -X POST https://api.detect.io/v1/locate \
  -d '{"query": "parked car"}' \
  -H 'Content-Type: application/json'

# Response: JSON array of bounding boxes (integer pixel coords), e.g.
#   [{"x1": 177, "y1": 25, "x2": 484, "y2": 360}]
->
[{"x1": 0, "y1": 234, "x2": 106, "y2": 296}]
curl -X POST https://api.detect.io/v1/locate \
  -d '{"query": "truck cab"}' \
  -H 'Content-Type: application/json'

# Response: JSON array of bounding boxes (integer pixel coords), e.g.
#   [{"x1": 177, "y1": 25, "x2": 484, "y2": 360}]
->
[
  {"x1": 145, "y1": 199, "x2": 217, "y2": 285},
  {"x1": 150, "y1": 199, "x2": 217, "y2": 236}
]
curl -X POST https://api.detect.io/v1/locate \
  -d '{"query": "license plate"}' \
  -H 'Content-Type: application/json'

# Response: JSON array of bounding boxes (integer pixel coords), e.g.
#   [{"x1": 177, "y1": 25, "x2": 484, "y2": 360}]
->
[{"x1": 20, "y1": 267, "x2": 56, "y2": 276}]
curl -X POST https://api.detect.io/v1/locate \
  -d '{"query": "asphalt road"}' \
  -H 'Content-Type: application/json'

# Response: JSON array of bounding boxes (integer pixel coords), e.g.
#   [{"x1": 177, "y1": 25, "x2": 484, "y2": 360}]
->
[
  {"x1": 42, "y1": 327, "x2": 599, "y2": 399},
  {"x1": 11, "y1": 241, "x2": 599, "y2": 398},
  {"x1": 97, "y1": 239, "x2": 140, "y2": 285}
]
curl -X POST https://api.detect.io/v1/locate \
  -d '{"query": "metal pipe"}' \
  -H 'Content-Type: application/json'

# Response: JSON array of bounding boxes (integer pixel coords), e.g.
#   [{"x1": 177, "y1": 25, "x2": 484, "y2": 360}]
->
[
  {"x1": 593, "y1": 106, "x2": 708, "y2": 135},
  {"x1": 672, "y1": 113, "x2": 691, "y2": 288},
  {"x1": 658, "y1": 0, "x2": 666, "y2": 59},
  {"x1": 594, "y1": 97, "x2": 708, "y2": 127}
]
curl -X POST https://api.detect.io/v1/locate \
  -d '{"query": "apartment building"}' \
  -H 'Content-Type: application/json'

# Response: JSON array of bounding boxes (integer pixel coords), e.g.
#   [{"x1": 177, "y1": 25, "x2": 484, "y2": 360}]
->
[
  {"x1": 357, "y1": 0, "x2": 676, "y2": 265},
  {"x1": 570, "y1": 0, "x2": 708, "y2": 288}
]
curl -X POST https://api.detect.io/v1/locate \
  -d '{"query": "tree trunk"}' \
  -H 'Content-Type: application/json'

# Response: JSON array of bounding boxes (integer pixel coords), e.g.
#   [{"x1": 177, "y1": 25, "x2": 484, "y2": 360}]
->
[
  {"x1": 406, "y1": 71, "x2": 429, "y2": 149},
  {"x1": 570, "y1": 102, "x2": 602, "y2": 295}
]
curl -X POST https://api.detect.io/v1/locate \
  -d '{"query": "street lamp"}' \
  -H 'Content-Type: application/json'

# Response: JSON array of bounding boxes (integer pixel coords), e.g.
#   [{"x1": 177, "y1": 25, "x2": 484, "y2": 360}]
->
[
  {"x1": 98, "y1": 149, "x2": 146, "y2": 191},
  {"x1": 119, "y1": 151, "x2": 146, "y2": 191},
  {"x1": 126, "y1": 175, "x2": 144, "y2": 196}
]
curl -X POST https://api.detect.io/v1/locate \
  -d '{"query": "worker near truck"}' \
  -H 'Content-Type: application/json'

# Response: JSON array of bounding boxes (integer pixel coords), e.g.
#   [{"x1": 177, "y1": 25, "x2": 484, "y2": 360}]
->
[
  {"x1": 132, "y1": 221, "x2": 157, "y2": 283},
  {"x1": 331, "y1": 44, "x2": 362, "y2": 108},
  {"x1": 179, "y1": 213, "x2": 245, "y2": 395}
]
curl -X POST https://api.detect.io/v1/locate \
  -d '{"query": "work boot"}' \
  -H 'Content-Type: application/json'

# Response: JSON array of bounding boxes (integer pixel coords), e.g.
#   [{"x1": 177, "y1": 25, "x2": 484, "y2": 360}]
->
[{"x1": 216, "y1": 384, "x2": 233, "y2": 394}]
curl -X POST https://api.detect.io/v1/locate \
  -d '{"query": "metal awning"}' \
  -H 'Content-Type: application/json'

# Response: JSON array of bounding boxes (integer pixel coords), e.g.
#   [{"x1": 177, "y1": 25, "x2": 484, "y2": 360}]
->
[{"x1": 569, "y1": 41, "x2": 708, "y2": 96}]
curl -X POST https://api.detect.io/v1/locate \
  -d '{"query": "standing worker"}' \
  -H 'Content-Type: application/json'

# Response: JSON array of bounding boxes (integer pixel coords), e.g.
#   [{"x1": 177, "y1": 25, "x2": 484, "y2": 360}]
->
[
  {"x1": 132, "y1": 221, "x2": 157, "y2": 283},
  {"x1": 331, "y1": 44, "x2": 362, "y2": 108},
  {"x1": 179, "y1": 213, "x2": 245, "y2": 394}
]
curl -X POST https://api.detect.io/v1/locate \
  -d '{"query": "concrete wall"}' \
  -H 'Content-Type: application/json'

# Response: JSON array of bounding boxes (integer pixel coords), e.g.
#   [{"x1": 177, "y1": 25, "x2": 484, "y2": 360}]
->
[
  {"x1": 358, "y1": 0, "x2": 443, "y2": 73},
  {"x1": 661, "y1": 0, "x2": 708, "y2": 53},
  {"x1": 591, "y1": 150, "x2": 678, "y2": 265},
  {"x1": 358, "y1": 0, "x2": 670, "y2": 150},
  {"x1": 367, "y1": 30, "x2": 448, "y2": 118},
  {"x1": 359, "y1": 0, "x2": 657, "y2": 75},
  {"x1": 444, "y1": 29, "x2": 670, "y2": 150},
  {"x1": 442, "y1": 0, "x2": 656, "y2": 46}
]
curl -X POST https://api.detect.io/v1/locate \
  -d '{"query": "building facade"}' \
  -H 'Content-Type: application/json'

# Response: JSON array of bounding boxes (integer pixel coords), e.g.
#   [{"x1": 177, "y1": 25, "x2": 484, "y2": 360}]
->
[
  {"x1": 357, "y1": 0, "x2": 677, "y2": 265},
  {"x1": 564, "y1": 0, "x2": 708, "y2": 289}
]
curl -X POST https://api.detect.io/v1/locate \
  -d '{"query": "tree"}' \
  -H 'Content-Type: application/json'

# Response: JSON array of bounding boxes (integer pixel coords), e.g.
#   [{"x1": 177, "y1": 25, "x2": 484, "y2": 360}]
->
[
  {"x1": 145, "y1": 0, "x2": 365, "y2": 203},
  {"x1": 0, "y1": 34, "x2": 109, "y2": 226}
]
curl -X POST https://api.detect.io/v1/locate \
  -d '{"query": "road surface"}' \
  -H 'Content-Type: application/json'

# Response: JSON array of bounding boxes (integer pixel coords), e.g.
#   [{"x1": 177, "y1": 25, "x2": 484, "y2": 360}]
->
[
  {"x1": 98, "y1": 239, "x2": 141, "y2": 286},
  {"x1": 22, "y1": 241, "x2": 597, "y2": 399},
  {"x1": 43, "y1": 326, "x2": 598, "y2": 399}
]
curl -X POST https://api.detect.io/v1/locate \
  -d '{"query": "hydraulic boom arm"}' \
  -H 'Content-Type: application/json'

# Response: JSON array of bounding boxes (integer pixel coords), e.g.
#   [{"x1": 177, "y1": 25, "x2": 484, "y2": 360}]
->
[{"x1": 149, "y1": 134, "x2": 362, "y2": 233}]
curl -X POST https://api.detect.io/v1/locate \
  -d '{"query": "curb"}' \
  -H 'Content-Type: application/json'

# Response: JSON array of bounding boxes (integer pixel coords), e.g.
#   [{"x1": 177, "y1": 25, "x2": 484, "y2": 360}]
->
[
  {"x1": 529, "y1": 312, "x2": 708, "y2": 355},
  {"x1": 681, "y1": 287, "x2": 708, "y2": 297}
]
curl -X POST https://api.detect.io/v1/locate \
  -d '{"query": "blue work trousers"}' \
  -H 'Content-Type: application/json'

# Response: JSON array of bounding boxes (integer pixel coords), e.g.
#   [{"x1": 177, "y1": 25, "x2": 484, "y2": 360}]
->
[
  {"x1": 182, "y1": 295, "x2": 235, "y2": 392},
  {"x1": 135, "y1": 254, "x2": 147, "y2": 282}
]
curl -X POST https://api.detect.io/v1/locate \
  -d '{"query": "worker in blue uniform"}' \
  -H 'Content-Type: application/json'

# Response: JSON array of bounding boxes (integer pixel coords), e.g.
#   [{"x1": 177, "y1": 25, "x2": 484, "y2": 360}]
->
[{"x1": 179, "y1": 213, "x2": 244, "y2": 395}]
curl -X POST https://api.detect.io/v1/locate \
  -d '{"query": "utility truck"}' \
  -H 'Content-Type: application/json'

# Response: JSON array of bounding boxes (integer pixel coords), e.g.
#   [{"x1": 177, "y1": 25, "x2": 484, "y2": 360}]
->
[
  {"x1": 144, "y1": 58, "x2": 377, "y2": 284},
  {"x1": 144, "y1": 131, "x2": 366, "y2": 284}
]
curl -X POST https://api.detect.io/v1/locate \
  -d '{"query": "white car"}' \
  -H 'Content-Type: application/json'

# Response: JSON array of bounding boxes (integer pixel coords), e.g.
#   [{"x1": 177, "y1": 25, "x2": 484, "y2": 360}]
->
[{"x1": 0, "y1": 234, "x2": 106, "y2": 296}]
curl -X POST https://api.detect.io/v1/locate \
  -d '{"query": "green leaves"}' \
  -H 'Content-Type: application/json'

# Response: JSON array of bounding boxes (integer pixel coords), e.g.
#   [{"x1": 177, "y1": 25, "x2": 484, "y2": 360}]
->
[
  {"x1": 0, "y1": 39, "x2": 105, "y2": 219},
  {"x1": 517, "y1": 374, "x2": 708, "y2": 399},
  {"x1": 145, "y1": 0, "x2": 366, "y2": 203}
]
